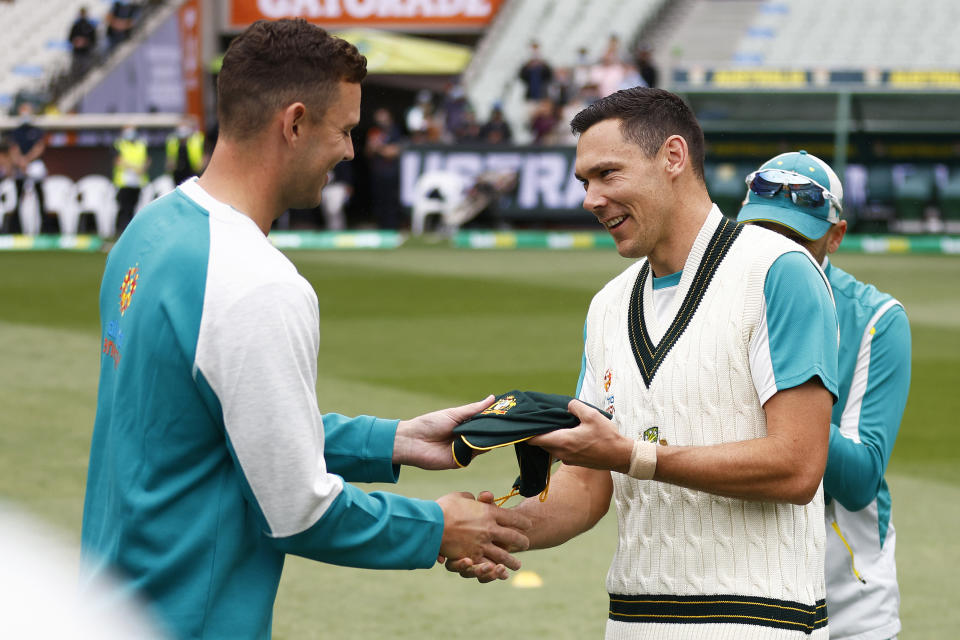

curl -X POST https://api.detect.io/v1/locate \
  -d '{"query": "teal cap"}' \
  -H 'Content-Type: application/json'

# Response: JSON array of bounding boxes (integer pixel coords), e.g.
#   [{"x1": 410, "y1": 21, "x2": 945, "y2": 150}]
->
[{"x1": 736, "y1": 150, "x2": 843, "y2": 240}]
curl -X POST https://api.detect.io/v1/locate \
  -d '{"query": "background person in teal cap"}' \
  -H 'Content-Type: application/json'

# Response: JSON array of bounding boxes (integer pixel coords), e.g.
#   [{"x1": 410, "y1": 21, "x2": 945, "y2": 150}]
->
[{"x1": 738, "y1": 150, "x2": 911, "y2": 640}]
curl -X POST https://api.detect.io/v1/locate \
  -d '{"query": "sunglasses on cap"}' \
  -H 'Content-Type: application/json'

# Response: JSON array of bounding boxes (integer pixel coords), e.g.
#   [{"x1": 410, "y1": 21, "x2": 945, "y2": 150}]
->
[{"x1": 745, "y1": 168, "x2": 842, "y2": 219}]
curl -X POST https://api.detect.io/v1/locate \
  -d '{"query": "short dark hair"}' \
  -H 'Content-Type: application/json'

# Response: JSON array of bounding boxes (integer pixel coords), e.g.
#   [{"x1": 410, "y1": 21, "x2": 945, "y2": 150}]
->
[
  {"x1": 570, "y1": 87, "x2": 705, "y2": 182},
  {"x1": 217, "y1": 19, "x2": 367, "y2": 140}
]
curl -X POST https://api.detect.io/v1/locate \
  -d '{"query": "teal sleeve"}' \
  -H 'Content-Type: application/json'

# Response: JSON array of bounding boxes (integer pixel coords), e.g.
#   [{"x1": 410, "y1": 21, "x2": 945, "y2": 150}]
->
[
  {"x1": 824, "y1": 306, "x2": 911, "y2": 511},
  {"x1": 764, "y1": 251, "x2": 839, "y2": 400},
  {"x1": 575, "y1": 318, "x2": 587, "y2": 397},
  {"x1": 272, "y1": 483, "x2": 444, "y2": 569},
  {"x1": 322, "y1": 413, "x2": 401, "y2": 483}
]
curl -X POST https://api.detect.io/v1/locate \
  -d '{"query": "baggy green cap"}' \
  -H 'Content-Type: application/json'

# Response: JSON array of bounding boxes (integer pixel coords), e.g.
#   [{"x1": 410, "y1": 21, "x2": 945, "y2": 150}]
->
[{"x1": 452, "y1": 390, "x2": 611, "y2": 498}]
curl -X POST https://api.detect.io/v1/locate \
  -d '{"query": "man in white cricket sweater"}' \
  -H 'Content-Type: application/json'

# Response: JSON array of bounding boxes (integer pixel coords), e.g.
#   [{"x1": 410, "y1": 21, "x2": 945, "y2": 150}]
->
[
  {"x1": 449, "y1": 88, "x2": 840, "y2": 639},
  {"x1": 739, "y1": 151, "x2": 910, "y2": 640}
]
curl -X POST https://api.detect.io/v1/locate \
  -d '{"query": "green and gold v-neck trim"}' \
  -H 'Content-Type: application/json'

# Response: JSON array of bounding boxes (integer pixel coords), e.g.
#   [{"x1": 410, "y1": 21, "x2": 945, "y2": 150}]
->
[{"x1": 627, "y1": 215, "x2": 742, "y2": 388}]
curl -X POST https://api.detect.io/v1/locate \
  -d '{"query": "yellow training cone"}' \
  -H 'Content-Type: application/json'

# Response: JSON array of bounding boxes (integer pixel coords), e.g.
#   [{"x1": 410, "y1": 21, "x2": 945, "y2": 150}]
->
[{"x1": 511, "y1": 570, "x2": 543, "y2": 589}]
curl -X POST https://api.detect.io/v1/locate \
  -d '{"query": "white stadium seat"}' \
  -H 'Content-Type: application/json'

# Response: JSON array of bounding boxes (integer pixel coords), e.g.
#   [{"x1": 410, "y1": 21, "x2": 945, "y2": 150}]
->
[
  {"x1": 43, "y1": 175, "x2": 80, "y2": 236},
  {"x1": 136, "y1": 174, "x2": 176, "y2": 213},
  {"x1": 410, "y1": 171, "x2": 467, "y2": 236},
  {"x1": 76, "y1": 174, "x2": 118, "y2": 238},
  {"x1": 0, "y1": 178, "x2": 19, "y2": 232},
  {"x1": 43, "y1": 176, "x2": 80, "y2": 235}
]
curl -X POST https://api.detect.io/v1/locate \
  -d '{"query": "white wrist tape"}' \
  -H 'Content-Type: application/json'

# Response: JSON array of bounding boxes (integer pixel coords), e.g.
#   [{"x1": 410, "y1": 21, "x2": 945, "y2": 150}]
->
[{"x1": 627, "y1": 440, "x2": 657, "y2": 480}]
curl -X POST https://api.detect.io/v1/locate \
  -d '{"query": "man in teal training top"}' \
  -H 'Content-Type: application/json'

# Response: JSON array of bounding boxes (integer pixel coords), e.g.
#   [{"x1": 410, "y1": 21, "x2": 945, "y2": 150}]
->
[
  {"x1": 738, "y1": 150, "x2": 910, "y2": 640},
  {"x1": 80, "y1": 19, "x2": 529, "y2": 639}
]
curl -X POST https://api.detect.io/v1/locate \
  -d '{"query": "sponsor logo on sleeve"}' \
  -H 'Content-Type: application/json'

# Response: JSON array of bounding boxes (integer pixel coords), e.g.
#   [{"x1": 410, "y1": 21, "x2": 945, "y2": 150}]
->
[
  {"x1": 103, "y1": 264, "x2": 140, "y2": 369},
  {"x1": 119, "y1": 265, "x2": 140, "y2": 315}
]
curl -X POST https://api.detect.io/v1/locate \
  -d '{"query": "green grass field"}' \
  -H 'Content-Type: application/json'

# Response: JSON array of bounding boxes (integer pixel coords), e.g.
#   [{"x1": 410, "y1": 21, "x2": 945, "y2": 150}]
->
[{"x1": 1, "y1": 248, "x2": 958, "y2": 638}]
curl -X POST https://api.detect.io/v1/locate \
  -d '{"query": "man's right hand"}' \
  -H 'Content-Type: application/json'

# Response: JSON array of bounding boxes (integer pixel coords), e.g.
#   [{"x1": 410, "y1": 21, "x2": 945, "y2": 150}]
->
[
  {"x1": 442, "y1": 491, "x2": 516, "y2": 583},
  {"x1": 435, "y1": 492, "x2": 531, "y2": 574}
]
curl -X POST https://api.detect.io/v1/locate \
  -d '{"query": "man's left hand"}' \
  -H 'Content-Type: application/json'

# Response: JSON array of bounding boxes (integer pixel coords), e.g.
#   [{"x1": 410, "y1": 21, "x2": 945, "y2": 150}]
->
[
  {"x1": 528, "y1": 399, "x2": 632, "y2": 472},
  {"x1": 393, "y1": 395, "x2": 495, "y2": 469}
]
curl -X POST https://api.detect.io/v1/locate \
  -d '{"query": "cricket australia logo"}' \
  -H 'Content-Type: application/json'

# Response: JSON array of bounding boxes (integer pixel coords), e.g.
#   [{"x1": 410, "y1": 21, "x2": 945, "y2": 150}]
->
[
  {"x1": 641, "y1": 426, "x2": 659, "y2": 443},
  {"x1": 482, "y1": 395, "x2": 517, "y2": 416},
  {"x1": 119, "y1": 265, "x2": 140, "y2": 315}
]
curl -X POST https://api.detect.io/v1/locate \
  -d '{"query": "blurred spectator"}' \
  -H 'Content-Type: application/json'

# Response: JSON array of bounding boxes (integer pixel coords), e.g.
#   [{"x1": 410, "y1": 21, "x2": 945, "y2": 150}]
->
[
  {"x1": 405, "y1": 89, "x2": 434, "y2": 140},
  {"x1": 518, "y1": 41, "x2": 553, "y2": 103},
  {"x1": 166, "y1": 116, "x2": 205, "y2": 185},
  {"x1": 634, "y1": 46, "x2": 659, "y2": 88},
  {"x1": 454, "y1": 106, "x2": 483, "y2": 143},
  {"x1": 284, "y1": 160, "x2": 354, "y2": 231},
  {"x1": 320, "y1": 161, "x2": 354, "y2": 230},
  {"x1": 68, "y1": 6, "x2": 98, "y2": 78},
  {"x1": 113, "y1": 125, "x2": 149, "y2": 233},
  {"x1": 528, "y1": 99, "x2": 559, "y2": 145},
  {"x1": 479, "y1": 104, "x2": 513, "y2": 144},
  {"x1": 556, "y1": 86, "x2": 596, "y2": 146},
  {"x1": 572, "y1": 46, "x2": 593, "y2": 93},
  {"x1": 616, "y1": 62, "x2": 648, "y2": 92},
  {"x1": 5, "y1": 103, "x2": 49, "y2": 234},
  {"x1": 440, "y1": 83, "x2": 470, "y2": 143},
  {"x1": 405, "y1": 90, "x2": 444, "y2": 144},
  {"x1": 578, "y1": 80, "x2": 602, "y2": 105},
  {"x1": 550, "y1": 66, "x2": 575, "y2": 107},
  {"x1": 106, "y1": 0, "x2": 140, "y2": 49},
  {"x1": 602, "y1": 34, "x2": 626, "y2": 64},
  {"x1": 590, "y1": 50, "x2": 627, "y2": 98},
  {"x1": 365, "y1": 108, "x2": 404, "y2": 229}
]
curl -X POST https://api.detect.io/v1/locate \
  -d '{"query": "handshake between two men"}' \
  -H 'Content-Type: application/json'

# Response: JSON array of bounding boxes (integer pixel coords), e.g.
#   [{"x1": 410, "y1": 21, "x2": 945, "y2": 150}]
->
[{"x1": 396, "y1": 392, "x2": 620, "y2": 583}]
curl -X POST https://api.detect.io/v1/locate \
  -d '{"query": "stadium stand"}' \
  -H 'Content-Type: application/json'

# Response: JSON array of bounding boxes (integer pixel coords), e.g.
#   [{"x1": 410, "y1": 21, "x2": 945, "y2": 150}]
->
[
  {"x1": 0, "y1": 0, "x2": 111, "y2": 110},
  {"x1": 463, "y1": 0, "x2": 668, "y2": 143},
  {"x1": 657, "y1": 0, "x2": 762, "y2": 68},
  {"x1": 735, "y1": 0, "x2": 960, "y2": 69},
  {"x1": 0, "y1": 0, "x2": 171, "y2": 113}
]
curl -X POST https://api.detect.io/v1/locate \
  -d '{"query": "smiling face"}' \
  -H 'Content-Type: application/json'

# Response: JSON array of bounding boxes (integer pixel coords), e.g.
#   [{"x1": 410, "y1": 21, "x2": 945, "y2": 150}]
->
[
  {"x1": 287, "y1": 81, "x2": 360, "y2": 209},
  {"x1": 575, "y1": 118, "x2": 672, "y2": 259}
]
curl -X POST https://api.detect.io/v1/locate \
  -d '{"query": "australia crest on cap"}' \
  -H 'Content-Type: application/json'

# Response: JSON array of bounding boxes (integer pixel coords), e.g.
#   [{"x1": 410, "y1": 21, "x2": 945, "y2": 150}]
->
[{"x1": 481, "y1": 395, "x2": 517, "y2": 416}]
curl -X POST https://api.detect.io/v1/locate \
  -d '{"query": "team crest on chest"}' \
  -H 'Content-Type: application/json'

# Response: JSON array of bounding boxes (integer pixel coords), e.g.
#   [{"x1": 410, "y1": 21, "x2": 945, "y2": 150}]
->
[
  {"x1": 482, "y1": 395, "x2": 517, "y2": 415},
  {"x1": 119, "y1": 264, "x2": 140, "y2": 315},
  {"x1": 642, "y1": 426, "x2": 659, "y2": 443}
]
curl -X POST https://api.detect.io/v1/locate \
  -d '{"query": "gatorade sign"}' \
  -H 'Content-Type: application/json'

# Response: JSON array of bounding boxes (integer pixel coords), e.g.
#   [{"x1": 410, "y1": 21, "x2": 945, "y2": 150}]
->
[{"x1": 229, "y1": 0, "x2": 502, "y2": 29}]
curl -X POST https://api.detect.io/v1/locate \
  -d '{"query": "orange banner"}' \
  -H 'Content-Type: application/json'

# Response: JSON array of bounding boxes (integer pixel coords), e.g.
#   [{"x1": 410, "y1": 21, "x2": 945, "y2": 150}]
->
[
  {"x1": 229, "y1": 0, "x2": 503, "y2": 30},
  {"x1": 179, "y1": 0, "x2": 204, "y2": 125}
]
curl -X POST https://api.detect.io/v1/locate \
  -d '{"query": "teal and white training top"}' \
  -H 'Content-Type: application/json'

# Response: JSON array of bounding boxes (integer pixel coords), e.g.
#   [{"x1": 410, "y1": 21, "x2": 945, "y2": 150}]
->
[
  {"x1": 821, "y1": 258, "x2": 910, "y2": 640},
  {"x1": 81, "y1": 179, "x2": 444, "y2": 640}
]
